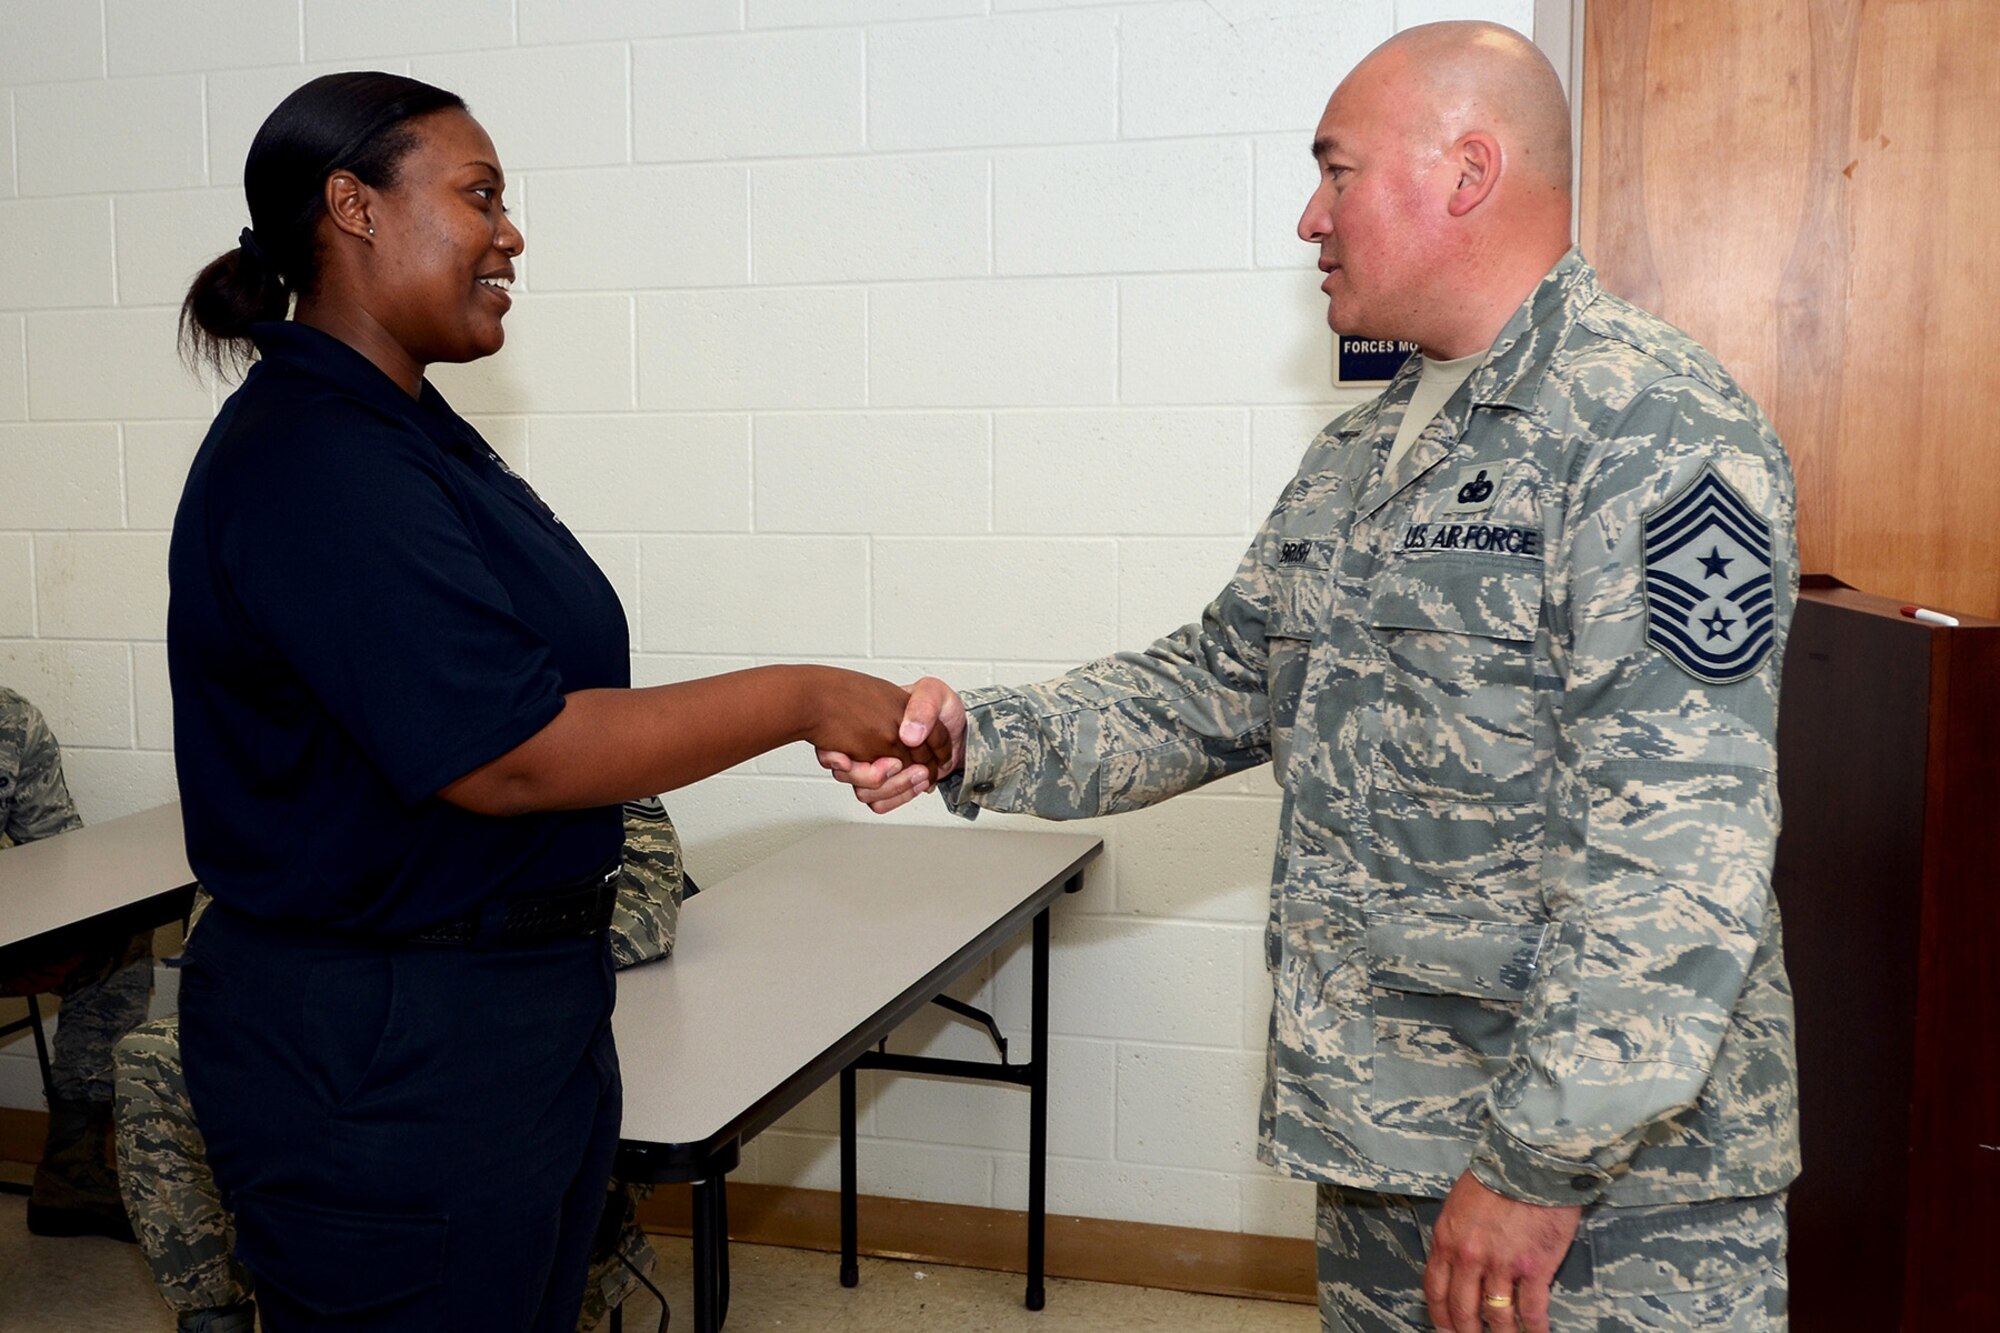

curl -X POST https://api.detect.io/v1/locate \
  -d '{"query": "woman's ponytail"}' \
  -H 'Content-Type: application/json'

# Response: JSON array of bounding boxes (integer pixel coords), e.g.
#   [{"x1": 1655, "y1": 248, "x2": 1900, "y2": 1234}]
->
[{"x1": 178, "y1": 228, "x2": 292, "y2": 381}]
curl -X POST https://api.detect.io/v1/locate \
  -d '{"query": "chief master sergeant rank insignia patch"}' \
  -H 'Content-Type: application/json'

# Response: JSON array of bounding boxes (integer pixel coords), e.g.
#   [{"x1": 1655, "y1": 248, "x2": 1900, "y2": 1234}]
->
[{"x1": 1641, "y1": 463, "x2": 1777, "y2": 684}]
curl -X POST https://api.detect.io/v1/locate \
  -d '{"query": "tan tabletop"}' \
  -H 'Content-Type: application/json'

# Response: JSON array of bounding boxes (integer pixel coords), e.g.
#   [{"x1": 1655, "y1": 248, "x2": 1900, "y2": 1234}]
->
[
  {"x1": 613, "y1": 822, "x2": 1101, "y2": 1157},
  {"x1": 0, "y1": 802, "x2": 194, "y2": 971}
]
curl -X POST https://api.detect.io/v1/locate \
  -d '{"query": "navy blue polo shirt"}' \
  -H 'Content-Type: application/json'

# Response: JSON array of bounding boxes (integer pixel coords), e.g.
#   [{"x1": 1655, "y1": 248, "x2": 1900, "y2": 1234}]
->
[{"x1": 168, "y1": 321, "x2": 628, "y2": 935}]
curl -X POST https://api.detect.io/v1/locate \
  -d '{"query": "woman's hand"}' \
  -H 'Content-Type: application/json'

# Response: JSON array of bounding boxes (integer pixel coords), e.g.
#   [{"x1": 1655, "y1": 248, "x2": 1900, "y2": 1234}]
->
[
  {"x1": 799, "y1": 668, "x2": 957, "y2": 783},
  {"x1": 817, "y1": 677, "x2": 965, "y2": 813}
]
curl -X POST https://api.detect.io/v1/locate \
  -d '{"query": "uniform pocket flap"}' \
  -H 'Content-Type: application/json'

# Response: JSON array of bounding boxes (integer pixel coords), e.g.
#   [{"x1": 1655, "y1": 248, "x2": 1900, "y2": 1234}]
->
[
  {"x1": 1366, "y1": 915, "x2": 1551, "y2": 1001},
  {"x1": 1268, "y1": 562, "x2": 1331, "y2": 639},
  {"x1": 1367, "y1": 559, "x2": 1541, "y2": 642},
  {"x1": 1586, "y1": 1193, "x2": 1787, "y2": 1295}
]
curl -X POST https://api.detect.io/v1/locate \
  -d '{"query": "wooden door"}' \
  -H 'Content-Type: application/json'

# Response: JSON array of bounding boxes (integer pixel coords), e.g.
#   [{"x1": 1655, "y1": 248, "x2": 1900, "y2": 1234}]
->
[{"x1": 1581, "y1": 0, "x2": 2000, "y2": 619}]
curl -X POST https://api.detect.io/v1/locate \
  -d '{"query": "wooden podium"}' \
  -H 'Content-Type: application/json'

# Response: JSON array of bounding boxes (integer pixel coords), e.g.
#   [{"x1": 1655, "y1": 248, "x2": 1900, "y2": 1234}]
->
[{"x1": 1772, "y1": 577, "x2": 1999, "y2": 1329}]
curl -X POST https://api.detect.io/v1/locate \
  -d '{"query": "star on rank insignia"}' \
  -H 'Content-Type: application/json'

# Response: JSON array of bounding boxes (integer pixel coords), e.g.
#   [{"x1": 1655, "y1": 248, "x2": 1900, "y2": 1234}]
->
[{"x1": 1641, "y1": 464, "x2": 1777, "y2": 684}]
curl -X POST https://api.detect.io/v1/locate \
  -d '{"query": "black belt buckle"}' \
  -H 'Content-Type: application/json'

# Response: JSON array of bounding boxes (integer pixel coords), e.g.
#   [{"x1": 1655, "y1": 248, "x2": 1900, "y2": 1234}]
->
[
  {"x1": 409, "y1": 862, "x2": 618, "y2": 948},
  {"x1": 496, "y1": 867, "x2": 617, "y2": 945},
  {"x1": 407, "y1": 915, "x2": 477, "y2": 946}
]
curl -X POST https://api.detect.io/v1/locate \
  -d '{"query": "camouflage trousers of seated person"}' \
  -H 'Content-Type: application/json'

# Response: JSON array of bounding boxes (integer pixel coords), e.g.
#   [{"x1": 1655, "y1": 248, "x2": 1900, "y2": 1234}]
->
[
  {"x1": 0, "y1": 923, "x2": 154, "y2": 1105},
  {"x1": 112, "y1": 1019, "x2": 252, "y2": 1315},
  {"x1": 1315, "y1": 1183, "x2": 1789, "y2": 1333},
  {"x1": 113, "y1": 796, "x2": 687, "y2": 1328}
]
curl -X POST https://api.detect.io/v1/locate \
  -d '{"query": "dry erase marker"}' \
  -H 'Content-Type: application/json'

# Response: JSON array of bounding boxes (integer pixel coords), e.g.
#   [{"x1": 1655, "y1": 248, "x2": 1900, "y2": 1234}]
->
[{"x1": 1900, "y1": 605, "x2": 1960, "y2": 628}]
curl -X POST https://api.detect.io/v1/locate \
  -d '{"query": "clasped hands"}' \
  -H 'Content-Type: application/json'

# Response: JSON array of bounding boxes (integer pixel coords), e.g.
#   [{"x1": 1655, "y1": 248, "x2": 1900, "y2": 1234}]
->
[{"x1": 816, "y1": 676, "x2": 965, "y2": 812}]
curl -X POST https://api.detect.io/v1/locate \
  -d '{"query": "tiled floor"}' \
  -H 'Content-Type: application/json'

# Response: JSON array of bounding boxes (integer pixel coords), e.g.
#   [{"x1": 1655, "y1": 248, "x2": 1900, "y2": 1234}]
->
[{"x1": 0, "y1": 1192, "x2": 1316, "y2": 1332}]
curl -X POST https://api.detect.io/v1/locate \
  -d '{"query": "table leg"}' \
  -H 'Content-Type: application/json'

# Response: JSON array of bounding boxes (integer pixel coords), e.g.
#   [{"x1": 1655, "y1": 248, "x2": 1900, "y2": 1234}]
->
[
  {"x1": 840, "y1": 1062, "x2": 860, "y2": 1287},
  {"x1": 718, "y1": 1175, "x2": 731, "y2": 1327},
  {"x1": 26, "y1": 995, "x2": 55, "y2": 1101},
  {"x1": 1026, "y1": 904, "x2": 1051, "y2": 1312},
  {"x1": 692, "y1": 1172, "x2": 727, "y2": 1332}
]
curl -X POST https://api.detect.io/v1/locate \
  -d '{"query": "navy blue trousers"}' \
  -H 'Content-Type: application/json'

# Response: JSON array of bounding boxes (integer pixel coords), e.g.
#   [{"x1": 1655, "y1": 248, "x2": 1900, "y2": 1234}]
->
[{"x1": 179, "y1": 906, "x2": 622, "y2": 1331}]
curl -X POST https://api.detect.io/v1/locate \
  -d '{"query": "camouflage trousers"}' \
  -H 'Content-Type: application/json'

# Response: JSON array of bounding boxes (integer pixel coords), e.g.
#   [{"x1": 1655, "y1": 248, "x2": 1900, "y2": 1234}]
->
[
  {"x1": 1, "y1": 927, "x2": 154, "y2": 1104},
  {"x1": 1315, "y1": 1184, "x2": 1788, "y2": 1332},
  {"x1": 113, "y1": 1014, "x2": 658, "y2": 1330}
]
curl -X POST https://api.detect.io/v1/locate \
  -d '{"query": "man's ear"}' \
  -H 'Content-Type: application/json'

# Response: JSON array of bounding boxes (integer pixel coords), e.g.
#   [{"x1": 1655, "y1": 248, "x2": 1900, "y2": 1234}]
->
[{"x1": 1446, "y1": 133, "x2": 1501, "y2": 218}]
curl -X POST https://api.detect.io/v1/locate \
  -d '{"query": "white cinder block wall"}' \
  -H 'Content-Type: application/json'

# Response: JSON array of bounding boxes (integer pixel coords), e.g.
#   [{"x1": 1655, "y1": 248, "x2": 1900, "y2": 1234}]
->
[{"x1": 0, "y1": 0, "x2": 1538, "y2": 1240}]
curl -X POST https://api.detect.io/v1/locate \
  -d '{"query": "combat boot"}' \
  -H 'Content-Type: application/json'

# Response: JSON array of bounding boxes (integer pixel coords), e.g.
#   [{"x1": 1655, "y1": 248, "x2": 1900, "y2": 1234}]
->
[
  {"x1": 177, "y1": 1303, "x2": 257, "y2": 1333},
  {"x1": 26, "y1": 1096, "x2": 137, "y2": 1242}
]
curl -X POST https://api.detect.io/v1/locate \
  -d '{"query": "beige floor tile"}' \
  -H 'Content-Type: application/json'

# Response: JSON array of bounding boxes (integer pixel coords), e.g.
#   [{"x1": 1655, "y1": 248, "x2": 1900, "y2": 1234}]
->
[
  {"x1": 0, "y1": 1193, "x2": 1314, "y2": 1332},
  {"x1": 0, "y1": 1192, "x2": 174, "y2": 1332},
  {"x1": 638, "y1": 1242, "x2": 1316, "y2": 1332}
]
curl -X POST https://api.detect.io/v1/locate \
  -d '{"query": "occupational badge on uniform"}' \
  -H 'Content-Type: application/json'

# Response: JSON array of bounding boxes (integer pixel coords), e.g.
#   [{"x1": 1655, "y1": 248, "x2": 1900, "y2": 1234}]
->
[
  {"x1": 1641, "y1": 464, "x2": 1777, "y2": 684},
  {"x1": 1439, "y1": 463, "x2": 1506, "y2": 517}
]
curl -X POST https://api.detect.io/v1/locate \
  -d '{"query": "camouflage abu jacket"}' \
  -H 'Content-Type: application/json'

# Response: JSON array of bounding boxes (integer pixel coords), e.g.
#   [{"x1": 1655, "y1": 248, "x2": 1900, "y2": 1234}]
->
[
  {"x1": 945, "y1": 251, "x2": 1802, "y2": 1209},
  {"x1": 0, "y1": 687, "x2": 84, "y2": 849}
]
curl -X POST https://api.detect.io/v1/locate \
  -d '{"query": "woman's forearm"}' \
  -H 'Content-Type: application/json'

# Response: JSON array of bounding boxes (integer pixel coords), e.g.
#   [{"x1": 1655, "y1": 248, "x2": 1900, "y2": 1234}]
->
[{"x1": 437, "y1": 665, "x2": 936, "y2": 816}]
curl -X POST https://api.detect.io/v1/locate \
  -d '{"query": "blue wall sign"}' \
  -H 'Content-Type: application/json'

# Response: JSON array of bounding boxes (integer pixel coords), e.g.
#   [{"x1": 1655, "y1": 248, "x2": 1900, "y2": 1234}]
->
[{"x1": 1337, "y1": 336, "x2": 1417, "y2": 386}]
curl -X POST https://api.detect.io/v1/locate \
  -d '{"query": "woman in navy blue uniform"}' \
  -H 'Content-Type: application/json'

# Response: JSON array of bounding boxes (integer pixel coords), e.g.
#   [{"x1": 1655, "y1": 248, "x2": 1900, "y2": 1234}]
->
[{"x1": 167, "y1": 73, "x2": 945, "y2": 1332}]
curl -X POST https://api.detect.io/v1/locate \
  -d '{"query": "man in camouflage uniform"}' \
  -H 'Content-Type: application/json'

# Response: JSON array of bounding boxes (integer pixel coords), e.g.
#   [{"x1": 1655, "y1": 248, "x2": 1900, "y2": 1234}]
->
[
  {"x1": 113, "y1": 797, "x2": 688, "y2": 1333},
  {"x1": 1, "y1": 685, "x2": 155, "y2": 1241},
  {"x1": 825, "y1": 22, "x2": 1798, "y2": 1333}
]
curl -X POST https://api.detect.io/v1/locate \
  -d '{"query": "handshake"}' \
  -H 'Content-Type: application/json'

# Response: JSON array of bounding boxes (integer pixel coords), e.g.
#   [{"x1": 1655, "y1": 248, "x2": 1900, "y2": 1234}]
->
[{"x1": 813, "y1": 675, "x2": 967, "y2": 815}]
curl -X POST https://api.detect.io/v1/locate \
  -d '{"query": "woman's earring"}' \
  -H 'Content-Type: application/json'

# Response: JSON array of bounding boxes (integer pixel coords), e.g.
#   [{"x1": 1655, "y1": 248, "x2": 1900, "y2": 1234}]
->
[{"x1": 367, "y1": 226, "x2": 375, "y2": 236}]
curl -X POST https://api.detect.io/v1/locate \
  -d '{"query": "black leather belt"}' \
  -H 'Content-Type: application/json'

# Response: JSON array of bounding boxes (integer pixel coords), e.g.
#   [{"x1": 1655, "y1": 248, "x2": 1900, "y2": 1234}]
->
[{"x1": 407, "y1": 861, "x2": 620, "y2": 948}]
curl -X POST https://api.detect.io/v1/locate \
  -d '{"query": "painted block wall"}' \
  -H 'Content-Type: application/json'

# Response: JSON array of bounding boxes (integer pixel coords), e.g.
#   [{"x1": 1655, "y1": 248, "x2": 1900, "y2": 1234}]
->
[{"x1": 0, "y1": 0, "x2": 1534, "y2": 1240}]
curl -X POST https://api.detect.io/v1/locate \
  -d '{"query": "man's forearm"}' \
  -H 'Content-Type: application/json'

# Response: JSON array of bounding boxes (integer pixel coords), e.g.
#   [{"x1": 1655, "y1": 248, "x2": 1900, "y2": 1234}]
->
[{"x1": 946, "y1": 631, "x2": 1273, "y2": 820}]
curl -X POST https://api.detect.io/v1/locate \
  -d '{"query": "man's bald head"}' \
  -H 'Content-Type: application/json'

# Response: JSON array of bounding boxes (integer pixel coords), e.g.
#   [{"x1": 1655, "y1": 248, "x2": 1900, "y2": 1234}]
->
[
  {"x1": 1299, "y1": 21, "x2": 1575, "y2": 357},
  {"x1": 1358, "y1": 21, "x2": 1572, "y2": 192}
]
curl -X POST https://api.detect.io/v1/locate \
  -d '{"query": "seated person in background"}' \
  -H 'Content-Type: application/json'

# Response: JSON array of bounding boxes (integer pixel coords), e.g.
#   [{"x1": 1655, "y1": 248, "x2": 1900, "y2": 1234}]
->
[
  {"x1": 115, "y1": 797, "x2": 690, "y2": 1333},
  {"x1": 1, "y1": 685, "x2": 155, "y2": 1242}
]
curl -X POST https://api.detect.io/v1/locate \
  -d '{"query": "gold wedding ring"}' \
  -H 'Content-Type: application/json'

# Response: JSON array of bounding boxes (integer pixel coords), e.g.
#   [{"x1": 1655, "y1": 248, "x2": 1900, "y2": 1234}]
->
[{"x1": 1482, "y1": 1291, "x2": 1516, "y2": 1309}]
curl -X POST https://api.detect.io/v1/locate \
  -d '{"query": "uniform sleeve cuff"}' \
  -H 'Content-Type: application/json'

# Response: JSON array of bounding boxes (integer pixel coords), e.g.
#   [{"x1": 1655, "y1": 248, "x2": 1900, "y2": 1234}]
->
[
  {"x1": 936, "y1": 770, "x2": 979, "y2": 820},
  {"x1": 1468, "y1": 1124, "x2": 1614, "y2": 1208},
  {"x1": 939, "y1": 687, "x2": 1023, "y2": 819}
]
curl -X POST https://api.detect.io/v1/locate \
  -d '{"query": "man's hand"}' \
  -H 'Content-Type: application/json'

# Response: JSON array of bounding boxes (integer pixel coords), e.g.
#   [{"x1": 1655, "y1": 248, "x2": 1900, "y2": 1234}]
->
[
  {"x1": 1422, "y1": 1171, "x2": 1580, "y2": 1333},
  {"x1": 817, "y1": 677, "x2": 965, "y2": 813}
]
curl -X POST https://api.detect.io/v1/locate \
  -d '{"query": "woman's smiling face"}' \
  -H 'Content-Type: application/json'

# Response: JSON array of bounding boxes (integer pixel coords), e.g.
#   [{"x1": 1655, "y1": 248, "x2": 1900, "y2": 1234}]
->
[{"x1": 360, "y1": 108, "x2": 524, "y2": 367}]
